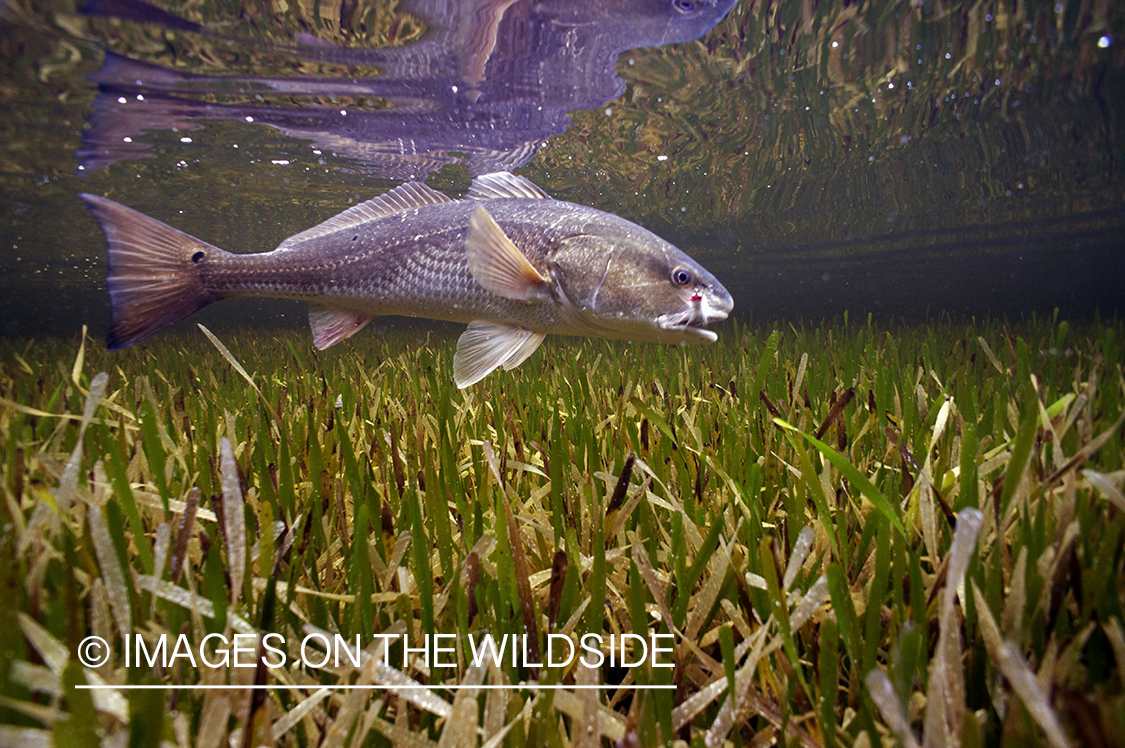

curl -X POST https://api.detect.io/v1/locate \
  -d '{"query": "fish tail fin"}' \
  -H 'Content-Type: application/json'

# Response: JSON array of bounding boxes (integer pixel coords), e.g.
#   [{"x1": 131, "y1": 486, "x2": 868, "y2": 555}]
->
[{"x1": 81, "y1": 194, "x2": 224, "y2": 349}]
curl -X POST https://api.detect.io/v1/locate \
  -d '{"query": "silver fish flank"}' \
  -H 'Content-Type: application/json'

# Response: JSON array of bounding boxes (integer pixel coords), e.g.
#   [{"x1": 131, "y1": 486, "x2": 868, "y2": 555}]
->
[{"x1": 81, "y1": 172, "x2": 732, "y2": 387}]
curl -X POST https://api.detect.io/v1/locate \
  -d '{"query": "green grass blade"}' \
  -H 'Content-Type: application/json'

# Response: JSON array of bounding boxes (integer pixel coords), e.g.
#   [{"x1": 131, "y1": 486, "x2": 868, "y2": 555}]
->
[{"x1": 774, "y1": 417, "x2": 906, "y2": 536}]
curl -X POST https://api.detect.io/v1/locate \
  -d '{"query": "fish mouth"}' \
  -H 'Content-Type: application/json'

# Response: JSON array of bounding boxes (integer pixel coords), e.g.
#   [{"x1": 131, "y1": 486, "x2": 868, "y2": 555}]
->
[
  {"x1": 656, "y1": 313, "x2": 719, "y2": 342},
  {"x1": 656, "y1": 293, "x2": 731, "y2": 342}
]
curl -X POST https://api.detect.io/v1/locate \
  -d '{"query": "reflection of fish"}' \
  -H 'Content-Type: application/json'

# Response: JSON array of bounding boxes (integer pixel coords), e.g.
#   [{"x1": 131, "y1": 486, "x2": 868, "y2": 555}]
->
[
  {"x1": 81, "y1": 173, "x2": 732, "y2": 387},
  {"x1": 79, "y1": 0, "x2": 737, "y2": 179}
]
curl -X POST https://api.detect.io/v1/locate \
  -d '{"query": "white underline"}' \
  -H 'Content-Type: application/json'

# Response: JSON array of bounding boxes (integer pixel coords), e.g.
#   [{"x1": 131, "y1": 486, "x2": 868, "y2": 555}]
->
[{"x1": 75, "y1": 684, "x2": 675, "y2": 691}]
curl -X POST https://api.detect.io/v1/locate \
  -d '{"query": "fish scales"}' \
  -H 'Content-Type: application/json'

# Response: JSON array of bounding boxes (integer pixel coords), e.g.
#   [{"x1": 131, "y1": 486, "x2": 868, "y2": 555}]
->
[{"x1": 202, "y1": 200, "x2": 597, "y2": 332}]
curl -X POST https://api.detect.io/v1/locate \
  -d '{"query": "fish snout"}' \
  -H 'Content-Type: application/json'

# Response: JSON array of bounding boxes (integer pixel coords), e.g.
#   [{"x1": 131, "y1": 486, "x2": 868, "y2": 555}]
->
[
  {"x1": 654, "y1": 278, "x2": 733, "y2": 342},
  {"x1": 699, "y1": 282, "x2": 733, "y2": 324}
]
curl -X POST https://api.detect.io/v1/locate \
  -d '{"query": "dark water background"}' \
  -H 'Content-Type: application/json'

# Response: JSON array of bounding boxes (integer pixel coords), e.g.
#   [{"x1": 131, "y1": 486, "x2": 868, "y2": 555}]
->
[{"x1": 2, "y1": 0, "x2": 1123, "y2": 341}]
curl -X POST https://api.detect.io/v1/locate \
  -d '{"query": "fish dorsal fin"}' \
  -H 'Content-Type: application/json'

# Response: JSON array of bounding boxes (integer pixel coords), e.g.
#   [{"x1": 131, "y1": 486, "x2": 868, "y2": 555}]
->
[
  {"x1": 276, "y1": 182, "x2": 453, "y2": 251},
  {"x1": 453, "y1": 321, "x2": 545, "y2": 388},
  {"x1": 465, "y1": 171, "x2": 552, "y2": 201},
  {"x1": 309, "y1": 305, "x2": 373, "y2": 349},
  {"x1": 466, "y1": 205, "x2": 550, "y2": 300}
]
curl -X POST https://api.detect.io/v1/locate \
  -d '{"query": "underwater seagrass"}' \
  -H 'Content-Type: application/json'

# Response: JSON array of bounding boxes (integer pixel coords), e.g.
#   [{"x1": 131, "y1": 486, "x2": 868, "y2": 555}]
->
[{"x1": 81, "y1": 172, "x2": 732, "y2": 387}]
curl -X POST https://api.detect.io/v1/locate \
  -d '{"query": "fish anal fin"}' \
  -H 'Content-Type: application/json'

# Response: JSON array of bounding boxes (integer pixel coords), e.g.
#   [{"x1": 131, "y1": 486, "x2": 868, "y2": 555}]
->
[
  {"x1": 465, "y1": 205, "x2": 549, "y2": 301},
  {"x1": 277, "y1": 182, "x2": 453, "y2": 251},
  {"x1": 453, "y1": 321, "x2": 545, "y2": 388},
  {"x1": 465, "y1": 171, "x2": 552, "y2": 200},
  {"x1": 309, "y1": 305, "x2": 374, "y2": 350}
]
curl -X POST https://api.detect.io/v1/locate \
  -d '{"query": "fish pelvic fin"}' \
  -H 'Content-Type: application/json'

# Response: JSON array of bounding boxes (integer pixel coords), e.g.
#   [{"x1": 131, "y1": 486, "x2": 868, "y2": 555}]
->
[
  {"x1": 453, "y1": 320, "x2": 545, "y2": 388},
  {"x1": 81, "y1": 194, "x2": 222, "y2": 349},
  {"x1": 465, "y1": 205, "x2": 549, "y2": 301},
  {"x1": 309, "y1": 305, "x2": 373, "y2": 350}
]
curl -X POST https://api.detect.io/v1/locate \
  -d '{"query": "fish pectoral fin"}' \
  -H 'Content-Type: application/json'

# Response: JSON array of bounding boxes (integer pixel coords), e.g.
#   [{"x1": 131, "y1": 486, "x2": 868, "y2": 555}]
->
[
  {"x1": 466, "y1": 205, "x2": 549, "y2": 301},
  {"x1": 453, "y1": 321, "x2": 545, "y2": 388},
  {"x1": 309, "y1": 305, "x2": 374, "y2": 350}
]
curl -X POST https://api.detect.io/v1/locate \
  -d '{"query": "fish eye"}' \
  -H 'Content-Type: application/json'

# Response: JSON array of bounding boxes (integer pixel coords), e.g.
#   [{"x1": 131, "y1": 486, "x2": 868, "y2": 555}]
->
[
  {"x1": 672, "y1": 0, "x2": 697, "y2": 13},
  {"x1": 671, "y1": 266, "x2": 694, "y2": 286}
]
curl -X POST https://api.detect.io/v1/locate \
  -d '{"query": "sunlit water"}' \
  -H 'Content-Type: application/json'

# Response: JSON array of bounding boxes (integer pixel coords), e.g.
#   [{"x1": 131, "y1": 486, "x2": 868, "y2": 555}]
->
[{"x1": 1, "y1": 0, "x2": 1123, "y2": 340}]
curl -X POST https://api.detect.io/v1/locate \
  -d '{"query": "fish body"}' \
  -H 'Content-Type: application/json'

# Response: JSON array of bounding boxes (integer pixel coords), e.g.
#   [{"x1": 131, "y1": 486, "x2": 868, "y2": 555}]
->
[{"x1": 81, "y1": 172, "x2": 732, "y2": 387}]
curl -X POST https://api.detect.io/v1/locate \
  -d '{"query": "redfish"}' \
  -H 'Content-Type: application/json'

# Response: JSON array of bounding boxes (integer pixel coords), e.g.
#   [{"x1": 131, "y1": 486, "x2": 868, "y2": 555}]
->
[{"x1": 81, "y1": 172, "x2": 732, "y2": 387}]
